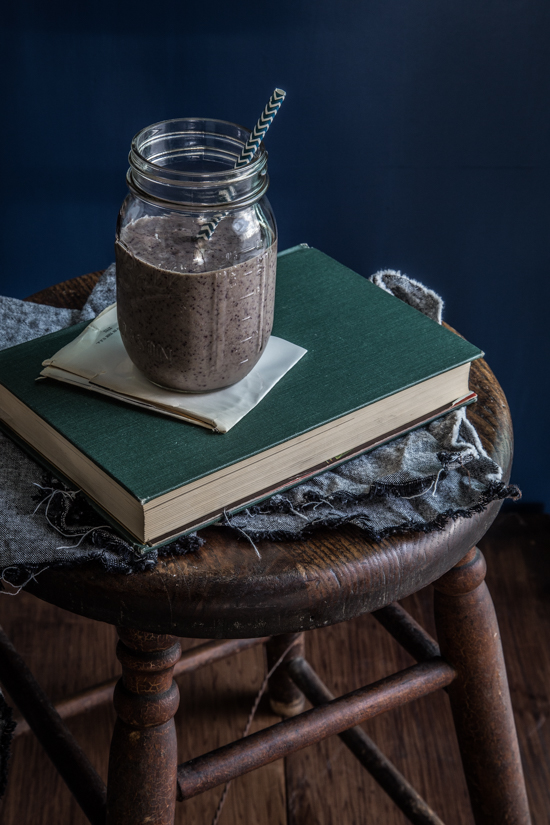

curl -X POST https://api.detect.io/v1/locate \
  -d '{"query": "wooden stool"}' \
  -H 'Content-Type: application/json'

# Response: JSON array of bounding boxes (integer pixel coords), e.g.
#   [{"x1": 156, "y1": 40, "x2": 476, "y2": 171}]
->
[{"x1": 0, "y1": 274, "x2": 532, "y2": 824}]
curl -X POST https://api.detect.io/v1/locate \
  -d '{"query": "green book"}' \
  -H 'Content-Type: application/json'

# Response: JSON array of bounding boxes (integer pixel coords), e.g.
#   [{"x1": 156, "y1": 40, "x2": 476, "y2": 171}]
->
[{"x1": 0, "y1": 246, "x2": 482, "y2": 546}]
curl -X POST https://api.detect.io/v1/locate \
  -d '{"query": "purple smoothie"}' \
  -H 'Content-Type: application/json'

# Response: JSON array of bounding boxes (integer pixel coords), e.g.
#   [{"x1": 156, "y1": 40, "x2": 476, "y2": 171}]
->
[{"x1": 115, "y1": 214, "x2": 277, "y2": 392}]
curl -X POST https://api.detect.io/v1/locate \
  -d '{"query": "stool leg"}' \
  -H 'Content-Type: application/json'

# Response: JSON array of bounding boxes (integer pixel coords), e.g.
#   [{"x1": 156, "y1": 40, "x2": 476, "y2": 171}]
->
[
  {"x1": 266, "y1": 633, "x2": 306, "y2": 717},
  {"x1": 106, "y1": 628, "x2": 182, "y2": 825},
  {"x1": 433, "y1": 547, "x2": 531, "y2": 825}
]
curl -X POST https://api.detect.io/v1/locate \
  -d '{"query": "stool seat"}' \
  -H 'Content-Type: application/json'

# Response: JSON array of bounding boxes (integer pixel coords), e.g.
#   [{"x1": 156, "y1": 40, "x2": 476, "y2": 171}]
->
[{"x1": 24, "y1": 327, "x2": 512, "y2": 639}]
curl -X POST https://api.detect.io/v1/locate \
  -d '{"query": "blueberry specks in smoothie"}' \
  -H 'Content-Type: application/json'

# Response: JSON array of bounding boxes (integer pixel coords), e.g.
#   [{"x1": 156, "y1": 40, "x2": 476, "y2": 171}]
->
[{"x1": 116, "y1": 213, "x2": 276, "y2": 392}]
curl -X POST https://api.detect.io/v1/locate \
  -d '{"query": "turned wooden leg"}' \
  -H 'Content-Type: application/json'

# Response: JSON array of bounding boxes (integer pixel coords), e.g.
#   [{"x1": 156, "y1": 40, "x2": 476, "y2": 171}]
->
[
  {"x1": 266, "y1": 633, "x2": 306, "y2": 717},
  {"x1": 106, "y1": 628, "x2": 182, "y2": 825},
  {"x1": 433, "y1": 547, "x2": 531, "y2": 825}
]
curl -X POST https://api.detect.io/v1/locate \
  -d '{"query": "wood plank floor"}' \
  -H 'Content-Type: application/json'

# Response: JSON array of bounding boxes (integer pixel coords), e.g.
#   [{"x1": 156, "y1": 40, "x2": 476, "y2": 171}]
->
[{"x1": 0, "y1": 511, "x2": 548, "y2": 824}]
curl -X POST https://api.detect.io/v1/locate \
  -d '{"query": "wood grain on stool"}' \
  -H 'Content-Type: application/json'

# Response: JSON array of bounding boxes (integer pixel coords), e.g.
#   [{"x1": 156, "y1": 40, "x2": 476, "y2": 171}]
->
[
  {"x1": 266, "y1": 633, "x2": 306, "y2": 717},
  {"x1": 434, "y1": 548, "x2": 532, "y2": 824},
  {"x1": 1, "y1": 514, "x2": 549, "y2": 822},
  {"x1": 106, "y1": 629, "x2": 181, "y2": 825}
]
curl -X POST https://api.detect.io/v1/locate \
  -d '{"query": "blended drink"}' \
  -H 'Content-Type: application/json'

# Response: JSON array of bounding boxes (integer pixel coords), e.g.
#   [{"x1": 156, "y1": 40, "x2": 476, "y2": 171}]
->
[{"x1": 116, "y1": 213, "x2": 277, "y2": 392}]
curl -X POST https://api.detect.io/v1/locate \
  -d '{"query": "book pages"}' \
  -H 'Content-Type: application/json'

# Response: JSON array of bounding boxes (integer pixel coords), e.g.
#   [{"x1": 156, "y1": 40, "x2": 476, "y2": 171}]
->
[{"x1": 40, "y1": 304, "x2": 306, "y2": 432}]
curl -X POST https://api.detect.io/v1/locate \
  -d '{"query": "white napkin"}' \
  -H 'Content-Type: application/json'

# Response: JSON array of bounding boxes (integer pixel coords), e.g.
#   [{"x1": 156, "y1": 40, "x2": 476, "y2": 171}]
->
[{"x1": 41, "y1": 304, "x2": 307, "y2": 433}]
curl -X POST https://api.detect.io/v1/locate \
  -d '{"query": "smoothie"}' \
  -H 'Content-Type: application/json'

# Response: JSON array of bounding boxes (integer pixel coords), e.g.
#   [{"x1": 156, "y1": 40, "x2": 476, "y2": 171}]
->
[{"x1": 115, "y1": 214, "x2": 276, "y2": 392}]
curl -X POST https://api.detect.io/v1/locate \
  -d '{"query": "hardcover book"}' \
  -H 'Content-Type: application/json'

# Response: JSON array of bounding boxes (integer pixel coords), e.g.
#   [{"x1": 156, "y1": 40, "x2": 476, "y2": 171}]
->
[{"x1": 0, "y1": 245, "x2": 482, "y2": 546}]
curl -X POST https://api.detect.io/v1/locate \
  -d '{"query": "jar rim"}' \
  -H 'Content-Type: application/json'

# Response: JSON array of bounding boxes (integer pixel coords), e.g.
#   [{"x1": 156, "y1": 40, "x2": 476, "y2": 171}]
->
[
  {"x1": 127, "y1": 117, "x2": 270, "y2": 208},
  {"x1": 129, "y1": 117, "x2": 267, "y2": 182}
]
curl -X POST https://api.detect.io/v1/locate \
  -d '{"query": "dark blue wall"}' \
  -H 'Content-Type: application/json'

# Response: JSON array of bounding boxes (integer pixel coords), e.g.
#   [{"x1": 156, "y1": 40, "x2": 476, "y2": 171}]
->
[{"x1": 2, "y1": 1, "x2": 549, "y2": 508}]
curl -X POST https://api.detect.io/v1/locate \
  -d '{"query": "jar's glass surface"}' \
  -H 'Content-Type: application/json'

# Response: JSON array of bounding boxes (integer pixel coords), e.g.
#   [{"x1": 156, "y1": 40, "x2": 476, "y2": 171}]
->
[{"x1": 115, "y1": 118, "x2": 277, "y2": 393}]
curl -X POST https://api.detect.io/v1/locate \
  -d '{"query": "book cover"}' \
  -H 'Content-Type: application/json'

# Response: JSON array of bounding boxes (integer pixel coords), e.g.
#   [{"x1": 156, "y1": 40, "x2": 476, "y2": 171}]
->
[{"x1": 0, "y1": 245, "x2": 483, "y2": 543}]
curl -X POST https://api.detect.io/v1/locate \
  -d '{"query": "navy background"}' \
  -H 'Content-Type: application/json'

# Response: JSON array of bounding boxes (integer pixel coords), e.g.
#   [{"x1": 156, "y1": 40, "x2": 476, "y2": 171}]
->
[{"x1": 1, "y1": 1, "x2": 549, "y2": 508}]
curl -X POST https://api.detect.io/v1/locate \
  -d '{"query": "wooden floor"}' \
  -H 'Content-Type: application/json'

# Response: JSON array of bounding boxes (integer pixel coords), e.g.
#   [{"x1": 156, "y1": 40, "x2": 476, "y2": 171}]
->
[{"x1": 0, "y1": 511, "x2": 548, "y2": 824}]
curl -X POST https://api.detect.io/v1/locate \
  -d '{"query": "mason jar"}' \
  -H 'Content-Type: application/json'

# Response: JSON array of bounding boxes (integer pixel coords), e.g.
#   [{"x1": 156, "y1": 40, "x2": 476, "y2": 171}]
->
[{"x1": 115, "y1": 118, "x2": 277, "y2": 392}]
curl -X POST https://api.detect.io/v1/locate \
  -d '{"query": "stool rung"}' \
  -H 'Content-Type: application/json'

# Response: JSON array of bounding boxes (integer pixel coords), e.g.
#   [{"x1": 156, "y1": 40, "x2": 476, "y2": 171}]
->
[
  {"x1": 12, "y1": 635, "x2": 269, "y2": 737},
  {"x1": 289, "y1": 656, "x2": 445, "y2": 825},
  {"x1": 177, "y1": 656, "x2": 456, "y2": 801},
  {"x1": 373, "y1": 602, "x2": 440, "y2": 661},
  {"x1": 0, "y1": 624, "x2": 106, "y2": 825}
]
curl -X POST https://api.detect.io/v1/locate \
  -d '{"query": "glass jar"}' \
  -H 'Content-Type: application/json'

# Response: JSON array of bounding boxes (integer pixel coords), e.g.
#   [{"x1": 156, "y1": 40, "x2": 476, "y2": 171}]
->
[{"x1": 115, "y1": 118, "x2": 277, "y2": 392}]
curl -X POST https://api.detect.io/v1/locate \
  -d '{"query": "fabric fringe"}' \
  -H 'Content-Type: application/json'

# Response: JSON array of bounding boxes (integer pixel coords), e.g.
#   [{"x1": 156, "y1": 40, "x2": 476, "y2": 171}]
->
[
  {"x1": 15, "y1": 473, "x2": 202, "y2": 578},
  {"x1": 220, "y1": 483, "x2": 521, "y2": 544}
]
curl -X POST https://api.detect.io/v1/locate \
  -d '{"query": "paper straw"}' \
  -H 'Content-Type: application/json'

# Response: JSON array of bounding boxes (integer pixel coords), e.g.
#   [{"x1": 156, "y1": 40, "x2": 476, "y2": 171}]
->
[
  {"x1": 198, "y1": 88, "x2": 286, "y2": 243},
  {"x1": 235, "y1": 88, "x2": 286, "y2": 168}
]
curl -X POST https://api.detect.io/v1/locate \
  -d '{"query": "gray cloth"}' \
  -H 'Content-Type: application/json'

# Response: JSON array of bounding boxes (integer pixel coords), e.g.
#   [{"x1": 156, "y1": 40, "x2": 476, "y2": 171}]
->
[
  {"x1": 225, "y1": 403, "x2": 509, "y2": 543},
  {"x1": 0, "y1": 265, "x2": 518, "y2": 579},
  {"x1": 0, "y1": 297, "x2": 80, "y2": 349},
  {"x1": 0, "y1": 262, "x2": 116, "y2": 346},
  {"x1": 78, "y1": 262, "x2": 117, "y2": 321},
  {"x1": 371, "y1": 269, "x2": 443, "y2": 324}
]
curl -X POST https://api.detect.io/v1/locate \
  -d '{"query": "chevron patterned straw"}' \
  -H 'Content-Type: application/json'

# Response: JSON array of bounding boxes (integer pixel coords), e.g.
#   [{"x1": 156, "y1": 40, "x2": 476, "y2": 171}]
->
[
  {"x1": 235, "y1": 87, "x2": 286, "y2": 168},
  {"x1": 198, "y1": 88, "x2": 286, "y2": 243}
]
